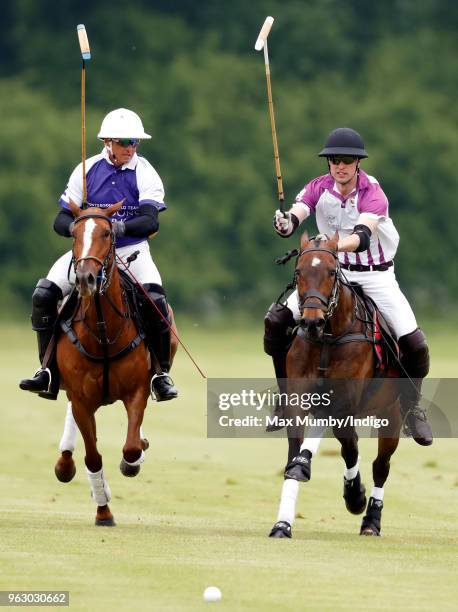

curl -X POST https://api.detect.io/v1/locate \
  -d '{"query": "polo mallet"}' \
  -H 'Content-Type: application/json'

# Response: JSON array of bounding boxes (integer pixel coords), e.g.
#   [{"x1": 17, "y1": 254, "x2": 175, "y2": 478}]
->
[
  {"x1": 77, "y1": 24, "x2": 91, "y2": 206},
  {"x1": 255, "y1": 16, "x2": 285, "y2": 212}
]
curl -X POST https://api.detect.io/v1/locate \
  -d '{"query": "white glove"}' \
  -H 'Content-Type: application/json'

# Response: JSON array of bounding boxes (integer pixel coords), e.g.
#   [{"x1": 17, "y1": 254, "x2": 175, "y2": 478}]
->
[{"x1": 273, "y1": 209, "x2": 294, "y2": 236}]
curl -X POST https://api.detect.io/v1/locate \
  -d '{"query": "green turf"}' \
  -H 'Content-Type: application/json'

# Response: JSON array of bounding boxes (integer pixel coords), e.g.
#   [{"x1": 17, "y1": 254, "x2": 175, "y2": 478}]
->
[{"x1": 1, "y1": 322, "x2": 457, "y2": 611}]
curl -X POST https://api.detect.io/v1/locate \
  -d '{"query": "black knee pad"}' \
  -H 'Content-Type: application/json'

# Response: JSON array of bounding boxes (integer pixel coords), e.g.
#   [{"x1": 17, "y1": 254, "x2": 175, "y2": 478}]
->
[
  {"x1": 31, "y1": 279, "x2": 63, "y2": 330},
  {"x1": 264, "y1": 302, "x2": 295, "y2": 356},
  {"x1": 398, "y1": 328, "x2": 429, "y2": 378}
]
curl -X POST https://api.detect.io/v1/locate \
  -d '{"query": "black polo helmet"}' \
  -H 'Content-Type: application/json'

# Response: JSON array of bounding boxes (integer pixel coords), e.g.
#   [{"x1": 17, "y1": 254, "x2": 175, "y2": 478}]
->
[{"x1": 318, "y1": 127, "x2": 368, "y2": 158}]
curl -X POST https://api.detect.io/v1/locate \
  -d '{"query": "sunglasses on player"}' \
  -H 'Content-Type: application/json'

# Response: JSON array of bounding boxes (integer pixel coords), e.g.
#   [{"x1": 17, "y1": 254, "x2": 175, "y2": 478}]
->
[
  {"x1": 328, "y1": 155, "x2": 358, "y2": 165},
  {"x1": 112, "y1": 138, "x2": 140, "y2": 147}
]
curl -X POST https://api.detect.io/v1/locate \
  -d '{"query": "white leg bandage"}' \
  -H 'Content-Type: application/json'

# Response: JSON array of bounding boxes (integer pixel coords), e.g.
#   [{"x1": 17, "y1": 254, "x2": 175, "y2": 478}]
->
[
  {"x1": 371, "y1": 486, "x2": 384, "y2": 501},
  {"x1": 300, "y1": 423, "x2": 327, "y2": 456},
  {"x1": 59, "y1": 401, "x2": 78, "y2": 453},
  {"x1": 276, "y1": 478, "x2": 299, "y2": 526},
  {"x1": 123, "y1": 450, "x2": 145, "y2": 467},
  {"x1": 86, "y1": 467, "x2": 112, "y2": 506},
  {"x1": 344, "y1": 456, "x2": 360, "y2": 481}
]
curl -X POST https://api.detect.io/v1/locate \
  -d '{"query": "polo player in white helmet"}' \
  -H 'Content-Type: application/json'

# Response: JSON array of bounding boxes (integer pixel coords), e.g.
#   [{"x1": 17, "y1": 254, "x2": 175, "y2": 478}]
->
[{"x1": 20, "y1": 108, "x2": 178, "y2": 402}]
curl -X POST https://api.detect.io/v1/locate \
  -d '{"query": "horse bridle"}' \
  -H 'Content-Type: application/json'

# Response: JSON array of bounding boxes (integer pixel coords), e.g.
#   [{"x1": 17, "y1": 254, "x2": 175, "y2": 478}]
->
[
  {"x1": 295, "y1": 246, "x2": 341, "y2": 320},
  {"x1": 72, "y1": 213, "x2": 116, "y2": 294}
]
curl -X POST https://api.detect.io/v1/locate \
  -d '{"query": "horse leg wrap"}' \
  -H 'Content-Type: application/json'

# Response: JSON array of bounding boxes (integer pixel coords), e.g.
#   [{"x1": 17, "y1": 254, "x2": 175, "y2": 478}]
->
[
  {"x1": 122, "y1": 450, "x2": 145, "y2": 467},
  {"x1": 343, "y1": 471, "x2": 367, "y2": 515},
  {"x1": 59, "y1": 401, "x2": 78, "y2": 453},
  {"x1": 86, "y1": 467, "x2": 112, "y2": 505},
  {"x1": 276, "y1": 478, "x2": 299, "y2": 526},
  {"x1": 360, "y1": 496, "x2": 383, "y2": 536}
]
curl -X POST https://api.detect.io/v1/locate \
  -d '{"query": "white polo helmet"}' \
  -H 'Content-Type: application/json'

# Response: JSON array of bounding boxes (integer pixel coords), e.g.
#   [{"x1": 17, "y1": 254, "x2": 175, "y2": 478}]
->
[{"x1": 97, "y1": 108, "x2": 151, "y2": 140}]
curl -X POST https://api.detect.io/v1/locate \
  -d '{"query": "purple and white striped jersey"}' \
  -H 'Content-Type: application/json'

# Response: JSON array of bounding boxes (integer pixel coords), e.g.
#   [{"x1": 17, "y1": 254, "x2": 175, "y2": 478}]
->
[
  {"x1": 59, "y1": 148, "x2": 166, "y2": 248},
  {"x1": 295, "y1": 170, "x2": 399, "y2": 266}
]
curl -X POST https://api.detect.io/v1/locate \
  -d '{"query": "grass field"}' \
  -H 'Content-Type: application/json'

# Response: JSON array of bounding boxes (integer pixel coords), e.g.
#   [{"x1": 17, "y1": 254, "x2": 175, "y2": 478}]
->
[{"x1": 1, "y1": 322, "x2": 457, "y2": 611}]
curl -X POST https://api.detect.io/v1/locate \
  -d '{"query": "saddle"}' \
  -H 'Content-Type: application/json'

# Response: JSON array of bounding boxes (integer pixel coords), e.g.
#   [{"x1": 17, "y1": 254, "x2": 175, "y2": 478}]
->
[{"x1": 348, "y1": 282, "x2": 400, "y2": 376}]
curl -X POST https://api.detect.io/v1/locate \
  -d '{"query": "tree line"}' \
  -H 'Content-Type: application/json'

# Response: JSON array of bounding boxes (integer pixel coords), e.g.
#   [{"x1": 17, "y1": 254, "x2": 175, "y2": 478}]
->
[{"x1": 0, "y1": 0, "x2": 456, "y2": 319}]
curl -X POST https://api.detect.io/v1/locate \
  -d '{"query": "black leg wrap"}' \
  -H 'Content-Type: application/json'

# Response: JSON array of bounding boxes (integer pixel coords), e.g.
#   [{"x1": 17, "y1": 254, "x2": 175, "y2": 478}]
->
[
  {"x1": 398, "y1": 329, "x2": 433, "y2": 445},
  {"x1": 284, "y1": 449, "x2": 312, "y2": 482},
  {"x1": 343, "y1": 472, "x2": 367, "y2": 515},
  {"x1": 360, "y1": 497, "x2": 383, "y2": 536}
]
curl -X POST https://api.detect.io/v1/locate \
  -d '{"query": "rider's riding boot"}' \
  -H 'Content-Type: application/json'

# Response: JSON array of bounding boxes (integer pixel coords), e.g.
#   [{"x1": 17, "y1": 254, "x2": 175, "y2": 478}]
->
[
  {"x1": 140, "y1": 283, "x2": 178, "y2": 402},
  {"x1": 19, "y1": 279, "x2": 63, "y2": 400},
  {"x1": 398, "y1": 328, "x2": 433, "y2": 446},
  {"x1": 264, "y1": 302, "x2": 295, "y2": 432}
]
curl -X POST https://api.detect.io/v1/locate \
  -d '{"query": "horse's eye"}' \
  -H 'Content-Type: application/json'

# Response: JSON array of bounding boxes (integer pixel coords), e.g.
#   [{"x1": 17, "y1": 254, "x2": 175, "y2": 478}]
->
[
  {"x1": 329, "y1": 270, "x2": 336, "y2": 277},
  {"x1": 103, "y1": 230, "x2": 111, "y2": 238}
]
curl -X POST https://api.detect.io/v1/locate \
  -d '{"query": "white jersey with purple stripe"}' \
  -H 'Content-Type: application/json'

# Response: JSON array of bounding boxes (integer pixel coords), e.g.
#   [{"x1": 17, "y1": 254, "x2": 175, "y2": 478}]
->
[
  {"x1": 295, "y1": 170, "x2": 399, "y2": 266},
  {"x1": 59, "y1": 148, "x2": 166, "y2": 248}
]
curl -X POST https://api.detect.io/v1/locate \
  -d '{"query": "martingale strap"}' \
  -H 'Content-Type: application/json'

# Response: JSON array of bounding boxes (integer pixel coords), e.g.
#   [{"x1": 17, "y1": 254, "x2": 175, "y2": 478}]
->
[{"x1": 60, "y1": 320, "x2": 145, "y2": 364}]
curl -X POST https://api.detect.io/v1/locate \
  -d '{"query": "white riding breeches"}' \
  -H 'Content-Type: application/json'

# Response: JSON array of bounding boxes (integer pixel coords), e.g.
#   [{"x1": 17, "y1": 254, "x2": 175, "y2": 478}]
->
[
  {"x1": 47, "y1": 240, "x2": 162, "y2": 297},
  {"x1": 285, "y1": 266, "x2": 417, "y2": 340}
]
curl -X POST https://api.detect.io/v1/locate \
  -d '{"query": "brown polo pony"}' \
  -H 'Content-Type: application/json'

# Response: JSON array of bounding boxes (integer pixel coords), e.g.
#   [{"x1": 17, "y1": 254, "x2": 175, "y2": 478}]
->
[
  {"x1": 270, "y1": 232, "x2": 402, "y2": 538},
  {"x1": 54, "y1": 201, "x2": 177, "y2": 526}
]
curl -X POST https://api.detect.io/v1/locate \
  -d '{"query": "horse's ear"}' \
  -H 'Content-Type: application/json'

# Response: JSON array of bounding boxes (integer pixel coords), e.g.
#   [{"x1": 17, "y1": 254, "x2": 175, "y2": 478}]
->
[
  {"x1": 106, "y1": 199, "x2": 125, "y2": 217},
  {"x1": 300, "y1": 230, "x2": 309, "y2": 250},
  {"x1": 68, "y1": 199, "x2": 81, "y2": 217}
]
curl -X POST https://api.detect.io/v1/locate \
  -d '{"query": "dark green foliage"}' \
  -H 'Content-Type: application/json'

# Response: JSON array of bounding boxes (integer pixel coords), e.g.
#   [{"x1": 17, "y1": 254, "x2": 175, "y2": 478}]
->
[{"x1": 0, "y1": 1, "x2": 456, "y2": 318}]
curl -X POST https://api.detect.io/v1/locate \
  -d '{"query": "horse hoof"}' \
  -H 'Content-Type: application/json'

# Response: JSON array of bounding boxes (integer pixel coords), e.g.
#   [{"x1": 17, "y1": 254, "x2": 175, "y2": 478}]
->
[
  {"x1": 119, "y1": 458, "x2": 140, "y2": 478},
  {"x1": 269, "y1": 521, "x2": 292, "y2": 538},
  {"x1": 141, "y1": 437, "x2": 149, "y2": 451},
  {"x1": 95, "y1": 516, "x2": 116, "y2": 527},
  {"x1": 54, "y1": 453, "x2": 76, "y2": 483},
  {"x1": 360, "y1": 526, "x2": 380, "y2": 536}
]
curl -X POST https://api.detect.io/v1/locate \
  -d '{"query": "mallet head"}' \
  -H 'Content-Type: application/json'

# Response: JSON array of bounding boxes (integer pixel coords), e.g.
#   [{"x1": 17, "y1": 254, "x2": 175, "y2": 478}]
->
[
  {"x1": 255, "y1": 16, "x2": 274, "y2": 51},
  {"x1": 77, "y1": 24, "x2": 91, "y2": 60}
]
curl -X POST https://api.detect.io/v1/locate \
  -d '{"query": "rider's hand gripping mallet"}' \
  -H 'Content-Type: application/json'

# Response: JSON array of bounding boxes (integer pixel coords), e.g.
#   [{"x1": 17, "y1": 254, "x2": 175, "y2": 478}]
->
[
  {"x1": 77, "y1": 24, "x2": 91, "y2": 207},
  {"x1": 255, "y1": 16, "x2": 285, "y2": 212}
]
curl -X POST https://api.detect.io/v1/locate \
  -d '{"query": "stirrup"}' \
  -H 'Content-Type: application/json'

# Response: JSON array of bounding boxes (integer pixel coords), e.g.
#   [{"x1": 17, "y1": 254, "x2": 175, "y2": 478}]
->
[{"x1": 150, "y1": 372, "x2": 178, "y2": 402}]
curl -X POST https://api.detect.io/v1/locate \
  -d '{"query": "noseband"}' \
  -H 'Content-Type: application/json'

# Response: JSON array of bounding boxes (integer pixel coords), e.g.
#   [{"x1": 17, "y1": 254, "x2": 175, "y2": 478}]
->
[
  {"x1": 296, "y1": 246, "x2": 340, "y2": 320},
  {"x1": 72, "y1": 213, "x2": 116, "y2": 294}
]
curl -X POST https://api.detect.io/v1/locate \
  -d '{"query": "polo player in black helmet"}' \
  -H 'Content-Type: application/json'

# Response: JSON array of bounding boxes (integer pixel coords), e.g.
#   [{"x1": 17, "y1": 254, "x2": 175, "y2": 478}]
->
[{"x1": 265, "y1": 127, "x2": 433, "y2": 447}]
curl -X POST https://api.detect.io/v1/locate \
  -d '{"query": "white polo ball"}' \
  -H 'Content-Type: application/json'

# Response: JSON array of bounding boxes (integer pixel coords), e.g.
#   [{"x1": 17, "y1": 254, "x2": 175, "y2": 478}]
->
[{"x1": 203, "y1": 586, "x2": 222, "y2": 602}]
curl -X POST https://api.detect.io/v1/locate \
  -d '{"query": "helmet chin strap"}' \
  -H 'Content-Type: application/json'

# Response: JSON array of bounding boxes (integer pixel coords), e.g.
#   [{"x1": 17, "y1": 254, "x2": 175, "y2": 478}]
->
[{"x1": 106, "y1": 140, "x2": 117, "y2": 163}]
